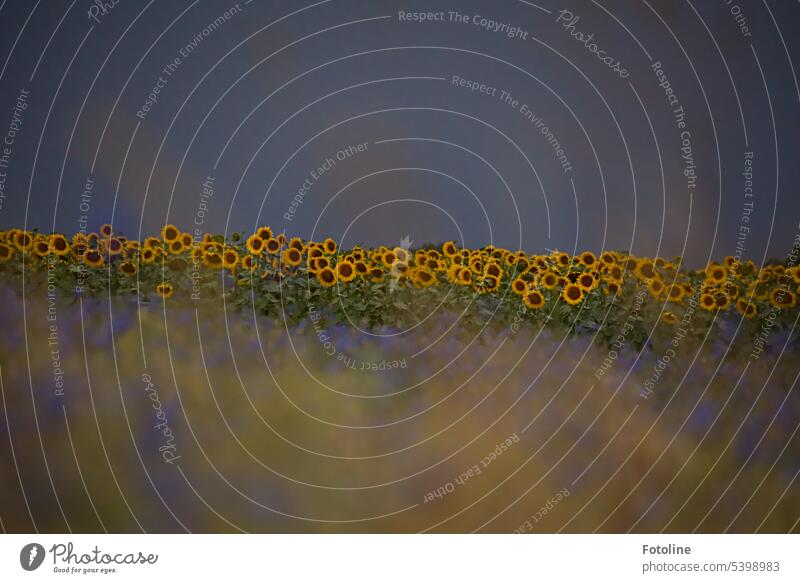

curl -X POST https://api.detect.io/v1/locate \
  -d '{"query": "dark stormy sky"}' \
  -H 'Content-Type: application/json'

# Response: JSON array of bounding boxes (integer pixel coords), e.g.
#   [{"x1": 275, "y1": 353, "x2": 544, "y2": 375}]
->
[{"x1": 0, "y1": 0, "x2": 798, "y2": 267}]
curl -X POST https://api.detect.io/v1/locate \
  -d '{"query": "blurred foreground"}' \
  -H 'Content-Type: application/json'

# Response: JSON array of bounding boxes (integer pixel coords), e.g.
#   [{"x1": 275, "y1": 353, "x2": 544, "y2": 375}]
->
[{"x1": 0, "y1": 290, "x2": 798, "y2": 533}]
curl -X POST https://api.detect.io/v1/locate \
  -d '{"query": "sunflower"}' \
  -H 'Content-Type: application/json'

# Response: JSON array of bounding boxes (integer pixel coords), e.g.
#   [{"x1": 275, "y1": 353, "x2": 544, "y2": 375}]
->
[
  {"x1": 414, "y1": 268, "x2": 436, "y2": 287},
  {"x1": 349, "y1": 261, "x2": 367, "y2": 277},
  {"x1": 102, "y1": 239, "x2": 122, "y2": 257},
  {"x1": 382, "y1": 250, "x2": 397, "y2": 267},
  {"x1": 446, "y1": 263, "x2": 461, "y2": 283},
  {"x1": 161, "y1": 224, "x2": 180, "y2": 242},
  {"x1": 246, "y1": 234, "x2": 264, "y2": 255},
  {"x1": 240, "y1": 255, "x2": 255, "y2": 271},
  {"x1": 143, "y1": 236, "x2": 162, "y2": 249},
  {"x1": 167, "y1": 239, "x2": 185, "y2": 255},
  {"x1": 578, "y1": 251, "x2": 597, "y2": 268},
  {"x1": 466, "y1": 257, "x2": 484, "y2": 273},
  {"x1": 289, "y1": 237, "x2": 305, "y2": 251},
  {"x1": 282, "y1": 247, "x2": 302, "y2": 267},
  {"x1": 705, "y1": 264, "x2": 727, "y2": 284},
  {"x1": 254, "y1": 226, "x2": 272, "y2": 241},
  {"x1": 553, "y1": 252, "x2": 571, "y2": 269},
  {"x1": 600, "y1": 251, "x2": 616, "y2": 265},
  {"x1": 635, "y1": 259, "x2": 657, "y2": 280},
  {"x1": 222, "y1": 248, "x2": 239, "y2": 270},
  {"x1": 661, "y1": 312, "x2": 679, "y2": 325},
  {"x1": 203, "y1": 252, "x2": 223, "y2": 270},
  {"x1": 33, "y1": 237, "x2": 51, "y2": 256},
  {"x1": 140, "y1": 247, "x2": 157, "y2": 264},
  {"x1": 49, "y1": 234, "x2": 70, "y2": 255},
  {"x1": 699, "y1": 293, "x2": 717, "y2": 311},
  {"x1": 666, "y1": 284, "x2": 685, "y2": 303},
  {"x1": 155, "y1": 282, "x2": 173, "y2": 299},
  {"x1": 648, "y1": 278, "x2": 665, "y2": 298},
  {"x1": 99, "y1": 223, "x2": 113, "y2": 238},
  {"x1": 394, "y1": 247, "x2": 410, "y2": 264},
  {"x1": 119, "y1": 261, "x2": 137, "y2": 276},
  {"x1": 485, "y1": 262, "x2": 502, "y2": 279},
  {"x1": 523, "y1": 290, "x2": 545, "y2": 309},
  {"x1": 83, "y1": 249, "x2": 104, "y2": 267},
  {"x1": 605, "y1": 265, "x2": 623, "y2": 280},
  {"x1": 604, "y1": 280, "x2": 621, "y2": 296},
  {"x1": 369, "y1": 267, "x2": 385, "y2": 283},
  {"x1": 481, "y1": 275, "x2": 500, "y2": 292},
  {"x1": 13, "y1": 231, "x2": 33, "y2": 252},
  {"x1": 442, "y1": 241, "x2": 458, "y2": 258},
  {"x1": 577, "y1": 272, "x2": 597, "y2": 291},
  {"x1": 714, "y1": 293, "x2": 730, "y2": 310},
  {"x1": 541, "y1": 272, "x2": 559, "y2": 289},
  {"x1": 735, "y1": 298, "x2": 758, "y2": 319},
  {"x1": 322, "y1": 238, "x2": 337, "y2": 254},
  {"x1": 336, "y1": 261, "x2": 356, "y2": 282},
  {"x1": 316, "y1": 266, "x2": 336, "y2": 287},
  {"x1": 511, "y1": 277, "x2": 528, "y2": 295},
  {"x1": 456, "y1": 267, "x2": 473, "y2": 285},
  {"x1": 264, "y1": 238, "x2": 281, "y2": 254},
  {"x1": 0, "y1": 243, "x2": 12, "y2": 262},
  {"x1": 562, "y1": 283, "x2": 584, "y2": 305},
  {"x1": 769, "y1": 288, "x2": 797, "y2": 309}
]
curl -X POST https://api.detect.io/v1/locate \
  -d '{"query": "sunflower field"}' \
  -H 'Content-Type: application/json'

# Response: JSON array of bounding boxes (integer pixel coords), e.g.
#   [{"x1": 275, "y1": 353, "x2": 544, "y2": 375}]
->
[{"x1": 1, "y1": 224, "x2": 799, "y2": 350}]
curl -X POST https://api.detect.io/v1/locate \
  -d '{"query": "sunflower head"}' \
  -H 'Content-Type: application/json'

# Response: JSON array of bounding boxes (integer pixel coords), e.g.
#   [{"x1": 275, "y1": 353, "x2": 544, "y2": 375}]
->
[
  {"x1": 222, "y1": 248, "x2": 239, "y2": 269},
  {"x1": 265, "y1": 238, "x2": 281, "y2": 254},
  {"x1": 485, "y1": 262, "x2": 502, "y2": 279},
  {"x1": 770, "y1": 288, "x2": 797, "y2": 309},
  {"x1": 456, "y1": 267, "x2": 472, "y2": 285},
  {"x1": 246, "y1": 234, "x2": 264, "y2": 255},
  {"x1": 666, "y1": 284, "x2": 684, "y2": 303},
  {"x1": 119, "y1": 261, "x2": 137, "y2": 276},
  {"x1": 49, "y1": 234, "x2": 70, "y2": 255},
  {"x1": 414, "y1": 268, "x2": 436, "y2": 287},
  {"x1": 523, "y1": 290, "x2": 545, "y2": 309},
  {"x1": 336, "y1": 261, "x2": 356, "y2": 282},
  {"x1": 0, "y1": 243, "x2": 13, "y2": 262},
  {"x1": 155, "y1": 282, "x2": 173, "y2": 299},
  {"x1": 562, "y1": 284, "x2": 584, "y2": 305},
  {"x1": 34, "y1": 238, "x2": 50, "y2": 256},
  {"x1": 442, "y1": 241, "x2": 457, "y2": 257},
  {"x1": 578, "y1": 272, "x2": 596, "y2": 291},
  {"x1": 705, "y1": 264, "x2": 728, "y2": 284},
  {"x1": 699, "y1": 293, "x2": 717, "y2": 311},
  {"x1": 736, "y1": 298, "x2": 758, "y2": 319},
  {"x1": 168, "y1": 239, "x2": 184, "y2": 255},
  {"x1": 323, "y1": 238, "x2": 337, "y2": 254},
  {"x1": 316, "y1": 266, "x2": 337, "y2": 287},
  {"x1": 161, "y1": 224, "x2": 180, "y2": 242},
  {"x1": 579, "y1": 251, "x2": 597, "y2": 268},
  {"x1": 203, "y1": 252, "x2": 223, "y2": 270},
  {"x1": 83, "y1": 249, "x2": 104, "y2": 267},
  {"x1": 511, "y1": 277, "x2": 528, "y2": 295},
  {"x1": 541, "y1": 272, "x2": 559, "y2": 289},
  {"x1": 282, "y1": 248, "x2": 302, "y2": 267}
]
